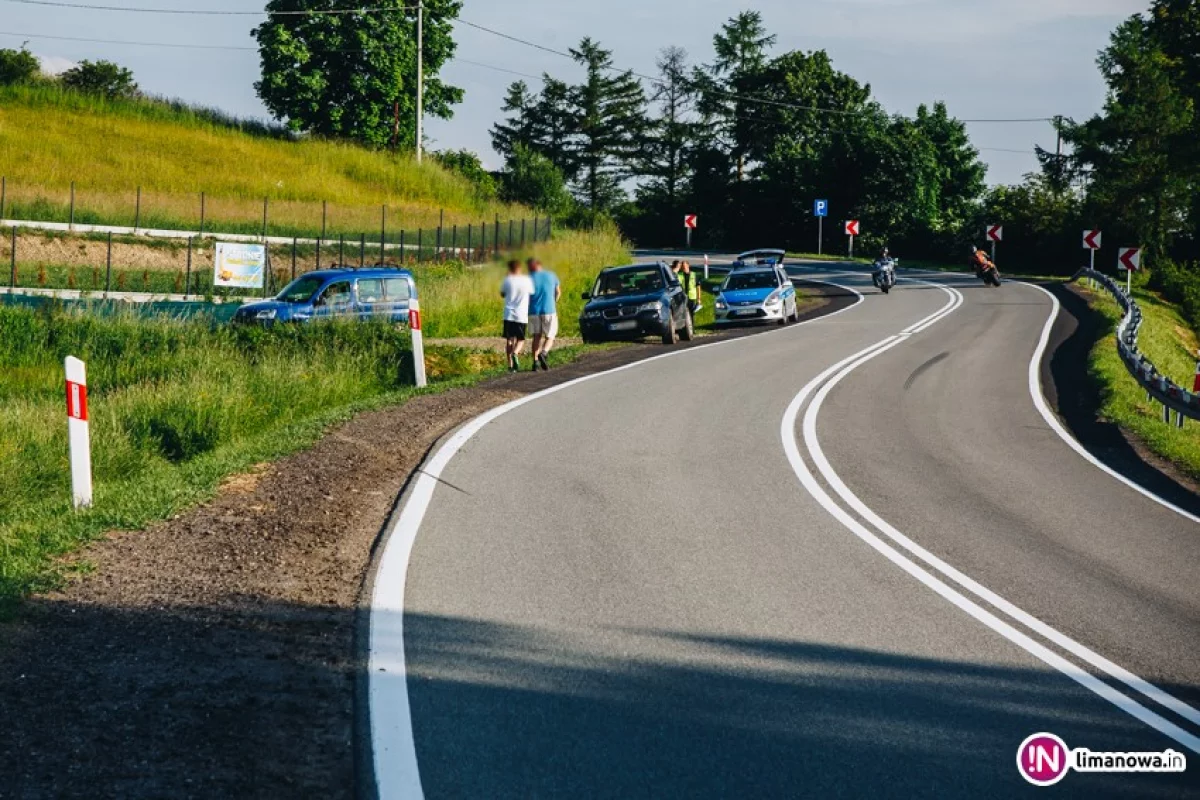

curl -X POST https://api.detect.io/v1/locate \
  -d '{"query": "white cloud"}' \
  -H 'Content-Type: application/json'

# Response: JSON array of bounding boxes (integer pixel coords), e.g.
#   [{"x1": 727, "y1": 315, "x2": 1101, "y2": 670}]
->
[{"x1": 36, "y1": 54, "x2": 76, "y2": 76}]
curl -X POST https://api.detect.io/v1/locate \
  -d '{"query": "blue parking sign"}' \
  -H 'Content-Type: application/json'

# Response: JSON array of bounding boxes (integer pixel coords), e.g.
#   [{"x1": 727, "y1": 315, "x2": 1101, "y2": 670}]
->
[{"x1": 814, "y1": 199, "x2": 829, "y2": 218}]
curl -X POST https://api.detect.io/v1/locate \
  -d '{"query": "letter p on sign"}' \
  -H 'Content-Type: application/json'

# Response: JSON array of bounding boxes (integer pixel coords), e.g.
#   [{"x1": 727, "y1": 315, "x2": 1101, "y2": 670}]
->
[{"x1": 65, "y1": 356, "x2": 93, "y2": 509}]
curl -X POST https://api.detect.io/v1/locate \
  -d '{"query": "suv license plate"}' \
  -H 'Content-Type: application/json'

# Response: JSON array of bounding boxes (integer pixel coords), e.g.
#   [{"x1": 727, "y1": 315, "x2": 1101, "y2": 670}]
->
[
  {"x1": 735, "y1": 309, "x2": 758, "y2": 316},
  {"x1": 609, "y1": 320, "x2": 637, "y2": 331}
]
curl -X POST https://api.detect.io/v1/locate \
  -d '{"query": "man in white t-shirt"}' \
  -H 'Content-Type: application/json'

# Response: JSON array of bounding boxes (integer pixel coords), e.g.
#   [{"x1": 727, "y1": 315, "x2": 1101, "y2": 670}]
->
[{"x1": 500, "y1": 259, "x2": 534, "y2": 372}]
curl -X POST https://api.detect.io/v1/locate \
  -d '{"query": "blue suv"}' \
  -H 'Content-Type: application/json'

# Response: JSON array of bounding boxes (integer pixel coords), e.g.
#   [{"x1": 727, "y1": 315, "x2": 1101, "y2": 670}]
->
[{"x1": 234, "y1": 267, "x2": 417, "y2": 325}]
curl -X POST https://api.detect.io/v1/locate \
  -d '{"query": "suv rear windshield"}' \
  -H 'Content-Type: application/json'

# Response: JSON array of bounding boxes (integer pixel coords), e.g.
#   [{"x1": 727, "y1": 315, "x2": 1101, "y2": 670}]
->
[
  {"x1": 593, "y1": 267, "x2": 664, "y2": 297},
  {"x1": 725, "y1": 271, "x2": 779, "y2": 291}
]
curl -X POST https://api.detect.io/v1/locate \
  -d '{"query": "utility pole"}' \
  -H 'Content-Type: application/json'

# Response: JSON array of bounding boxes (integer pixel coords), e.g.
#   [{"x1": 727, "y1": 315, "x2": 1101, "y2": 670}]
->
[{"x1": 415, "y1": 0, "x2": 424, "y2": 164}]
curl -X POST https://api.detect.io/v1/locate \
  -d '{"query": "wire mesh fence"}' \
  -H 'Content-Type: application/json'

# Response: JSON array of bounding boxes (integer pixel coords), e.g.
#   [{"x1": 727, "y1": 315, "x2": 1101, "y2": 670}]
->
[{"x1": 0, "y1": 215, "x2": 553, "y2": 299}]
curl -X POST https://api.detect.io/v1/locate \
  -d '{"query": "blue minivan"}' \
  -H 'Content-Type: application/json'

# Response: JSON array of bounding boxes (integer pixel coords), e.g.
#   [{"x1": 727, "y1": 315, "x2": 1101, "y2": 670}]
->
[{"x1": 233, "y1": 267, "x2": 417, "y2": 325}]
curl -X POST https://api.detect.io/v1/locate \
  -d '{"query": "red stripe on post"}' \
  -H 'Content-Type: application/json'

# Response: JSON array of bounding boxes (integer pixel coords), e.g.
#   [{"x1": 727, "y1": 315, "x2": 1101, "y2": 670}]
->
[
  {"x1": 65, "y1": 380, "x2": 88, "y2": 422},
  {"x1": 409, "y1": 309, "x2": 422, "y2": 331}
]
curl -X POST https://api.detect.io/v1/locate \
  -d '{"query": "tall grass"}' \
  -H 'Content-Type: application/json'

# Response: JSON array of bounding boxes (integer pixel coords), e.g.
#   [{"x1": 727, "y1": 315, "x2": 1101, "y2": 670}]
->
[
  {"x1": 0, "y1": 304, "x2": 503, "y2": 607},
  {"x1": 0, "y1": 84, "x2": 528, "y2": 235},
  {"x1": 421, "y1": 228, "x2": 631, "y2": 338}
]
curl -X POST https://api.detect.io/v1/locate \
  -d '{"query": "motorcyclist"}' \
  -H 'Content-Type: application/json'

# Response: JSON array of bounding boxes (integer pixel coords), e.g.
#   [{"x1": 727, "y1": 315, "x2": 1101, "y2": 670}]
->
[
  {"x1": 969, "y1": 245, "x2": 992, "y2": 274},
  {"x1": 872, "y1": 246, "x2": 895, "y2": 290}
]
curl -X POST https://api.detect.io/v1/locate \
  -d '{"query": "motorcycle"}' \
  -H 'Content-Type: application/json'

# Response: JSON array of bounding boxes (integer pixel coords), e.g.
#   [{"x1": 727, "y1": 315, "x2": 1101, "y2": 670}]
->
[
  {"x1": 975, "y1": 259, "x2": 1002, "y2": 287},
  {"x1": 872, "y1": 258, "x2": 898, "y2": 294}
]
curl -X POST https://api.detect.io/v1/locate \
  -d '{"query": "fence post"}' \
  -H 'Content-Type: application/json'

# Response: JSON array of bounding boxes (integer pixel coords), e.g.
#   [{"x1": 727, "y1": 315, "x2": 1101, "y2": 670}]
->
[
  {"x1": 359, "y1": 233, "x2": 365, "y2": 269},
  {"x1": 322, "y1": 200, "x2": 327, "y2": 239},
  {"x1": 69, "y1": 181, "x2": 76, "y2": 231},
  {"x1": 262, "y1": 197, "x2": 269, "y2": 241},
  {"x1": 494, "y1": 214, "x2": 500, "y2": 253},
  {"x1": 9, "y1": 225, "x2": 15, "y2": 288},
  {"x1": 134, "y1": 185, "x2": 141, "y2": 231},
  {"x1": 436, "y1": 208, "x2": 444, "y2": 255},
  {"x1": 199, "y1": 191, "x2": 205, "y2": 237},
  {"x1": 381, "y1": 205, "x2": 387, "y2": 260},
  {"x1": 547, "y1": 215, "x2": 553, "y2": 240},
  {"x1": 105, "y1": 231, "x2": 112, "y2": 296},
  {"x1": 338, "y1": 234, "x2": 345, "y2": 266},
  {"x1": 185, "y1": 236, "x2": 192, "y2": 298},
  {"x1": 508, "y1": 219, "x2": 514, "y2": 248},
  {"x1": 291, "y1": 237, "x2": 298, "y2": 281},
  {"x1": 399, "y1": 230, "x2": 406, "y2": 263},
  {"x1": 417, "y1": 228, "x2": 423, "y2": 263},
  {"x1": 452, "y1": 224, "x2": 458, "y2": 258},
  {"x1": 521, "y1": 218, "x2": 526, "y2": 246},
  {"x1": 315, "y1": 237, "x2": 322, "y2": 270},
  {"x1": 1, "y1": 176, "x2": 6, "y2": 220}
]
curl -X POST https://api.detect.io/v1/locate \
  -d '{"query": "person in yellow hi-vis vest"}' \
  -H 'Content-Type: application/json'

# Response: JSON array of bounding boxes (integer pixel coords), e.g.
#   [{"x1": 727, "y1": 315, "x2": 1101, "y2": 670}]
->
[{"x1": 677, "y1": 260, "x2": 702, "y2": 315}]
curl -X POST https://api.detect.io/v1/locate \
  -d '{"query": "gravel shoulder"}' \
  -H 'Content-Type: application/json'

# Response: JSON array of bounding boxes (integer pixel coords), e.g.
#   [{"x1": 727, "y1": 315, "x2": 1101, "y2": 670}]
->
[{"x1": 0, "y1": 285, "x2": 847, "y2": 799}]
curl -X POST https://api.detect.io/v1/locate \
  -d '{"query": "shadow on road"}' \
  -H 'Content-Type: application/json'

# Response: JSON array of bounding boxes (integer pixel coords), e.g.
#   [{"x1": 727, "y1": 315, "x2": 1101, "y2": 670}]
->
[{"x1": 400, "y1": 612, "x2": 1196, "y2": 799}]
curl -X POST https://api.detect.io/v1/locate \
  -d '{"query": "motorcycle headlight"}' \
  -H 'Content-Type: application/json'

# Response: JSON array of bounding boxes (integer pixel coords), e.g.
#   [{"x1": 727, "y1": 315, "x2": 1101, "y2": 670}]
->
[
  {"x1": 255, "y1": 309, "x2": 277, "y2": 320},
  {"x1": 637, "y1": 302, "x2": 664, "y2": 313}
]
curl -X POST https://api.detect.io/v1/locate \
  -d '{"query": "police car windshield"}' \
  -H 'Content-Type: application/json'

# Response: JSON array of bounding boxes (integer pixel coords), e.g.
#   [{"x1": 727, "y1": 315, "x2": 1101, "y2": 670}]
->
[
  {"x1": 277, "y1": 276, "x2": 323, "y2": 304},
  {"x1": 725, "y1": 271, "x2": 778, "y2": 291}
]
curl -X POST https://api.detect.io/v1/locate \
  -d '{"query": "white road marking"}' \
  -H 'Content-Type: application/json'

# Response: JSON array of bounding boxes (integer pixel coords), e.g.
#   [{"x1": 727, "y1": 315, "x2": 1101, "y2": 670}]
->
[
  {"x1": 368, "y1": 272, "x2": 866, "y2": 798},
  {"x1": 783, "y1": 279, "x2": 1200, "y2": 754}
]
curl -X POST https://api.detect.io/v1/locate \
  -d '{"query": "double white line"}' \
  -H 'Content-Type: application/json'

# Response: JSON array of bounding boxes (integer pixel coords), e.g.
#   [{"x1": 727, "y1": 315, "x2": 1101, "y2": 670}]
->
[{"x1": 781, "y1": 278, "x2": 1200, "y2": 754}]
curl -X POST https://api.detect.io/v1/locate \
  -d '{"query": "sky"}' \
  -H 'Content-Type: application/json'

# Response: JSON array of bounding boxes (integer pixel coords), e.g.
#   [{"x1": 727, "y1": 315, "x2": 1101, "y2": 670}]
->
[{"x1": 1, "y1": 0, "x2": 1149, "y2": 186}]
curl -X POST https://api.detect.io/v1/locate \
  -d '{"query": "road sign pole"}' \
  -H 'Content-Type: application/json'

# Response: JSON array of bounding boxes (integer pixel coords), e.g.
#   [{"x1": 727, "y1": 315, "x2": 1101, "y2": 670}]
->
[
  {"x1": 65, "y1": 356, "x2": 92, "y2": 510},
  {"x1": 818, "y1": 217, "x2": 823, "y2": 256},
  {"x1": 1127, "y1": 267, "x2": 1132, "y2": 296},
  {"x1": 849, "y1": 234, "x2": 854, "y2": 259},
  {"x1": 1089, "y1": 248, "x2": 1096, "y2": 288},
  {"x1": 991, "y1": 240, "x2": 997, "y2": 266},
  {"x1": 686, "y1": 227, "x2": 692, "y2": 250}
]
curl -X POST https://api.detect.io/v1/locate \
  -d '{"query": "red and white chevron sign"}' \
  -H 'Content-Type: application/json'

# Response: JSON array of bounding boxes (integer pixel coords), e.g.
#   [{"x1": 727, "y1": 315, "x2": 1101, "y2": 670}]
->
[
  {"x1": 986, "y1": 224, "x2": 1003, "y2": 242},
  {"x1": 1082, "y1": 230, "x2": 1102, "y2": 250},
  {"x1": 683, "y1": 214, "x2": 697, "y2": 230},
  {"x1": 845, "y1": 220, "x2": 860, "y2": 236},
  {"x1": 1119, "y1": 247, "x2": 1142, "y2": 272}
]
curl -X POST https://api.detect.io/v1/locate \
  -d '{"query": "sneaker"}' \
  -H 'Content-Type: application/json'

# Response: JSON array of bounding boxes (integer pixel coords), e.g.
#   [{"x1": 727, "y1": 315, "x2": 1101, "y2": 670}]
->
[
  {"x1": 508, "y1": 355, "x2": 518, "y2": 372},
  {"x1": 538, "y1": 354, "x2": 549, "y2": 371}
]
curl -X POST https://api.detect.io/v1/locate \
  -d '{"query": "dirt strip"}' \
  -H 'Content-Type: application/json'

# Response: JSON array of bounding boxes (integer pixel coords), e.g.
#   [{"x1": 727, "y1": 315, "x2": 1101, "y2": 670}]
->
[{"x1": 0, "y1": 285, "x2": 848, "y2": 799}]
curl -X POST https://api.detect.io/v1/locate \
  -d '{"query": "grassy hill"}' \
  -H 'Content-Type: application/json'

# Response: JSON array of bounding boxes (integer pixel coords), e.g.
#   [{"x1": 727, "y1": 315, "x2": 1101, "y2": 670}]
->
[{"x1": 0, "y1": 84, "x2": 528, "y2": 238}]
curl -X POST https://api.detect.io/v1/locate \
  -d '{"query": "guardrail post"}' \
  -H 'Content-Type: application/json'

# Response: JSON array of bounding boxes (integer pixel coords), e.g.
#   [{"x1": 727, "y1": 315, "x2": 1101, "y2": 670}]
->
[{"x1": 1162, "y1": 403, "x2": 1170, "y2": 424}]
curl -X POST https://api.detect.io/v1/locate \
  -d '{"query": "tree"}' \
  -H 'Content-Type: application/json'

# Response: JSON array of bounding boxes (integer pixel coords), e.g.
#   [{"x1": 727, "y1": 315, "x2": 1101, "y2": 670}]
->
[
  {"x1": 639, "y1": 47, "x2": 697, "y2": 210},
  {"x1": 1060, "y1": 14, "x2": 1194, "y2": 264},
  {"x1": 501, "y1": 144, "x2": 572, "y2": 214},
  {"x1": 434, "y1": 149, "x2": 496, "y2": 200},
  {"x1": 60, "y1": 60, "x2": 138, "y2": 99},
  {"x1": 254, "y1": 0, "x2": 463, "y2": 149},
  {"x1": 491, "y1": 77, "x2": 575, "y2": 178},
  {"x1": 0, "y1": 47, "x2": 39, "y2": 86},
  {"x1": 567, "y1": 38, "x2": 647, "y2": 212}
]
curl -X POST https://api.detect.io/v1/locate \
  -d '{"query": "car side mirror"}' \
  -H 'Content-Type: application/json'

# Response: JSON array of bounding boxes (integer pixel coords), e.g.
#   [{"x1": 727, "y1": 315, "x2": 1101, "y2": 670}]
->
[{"x1": 581, "y1": 292, "x2": 591, "y2": 300}]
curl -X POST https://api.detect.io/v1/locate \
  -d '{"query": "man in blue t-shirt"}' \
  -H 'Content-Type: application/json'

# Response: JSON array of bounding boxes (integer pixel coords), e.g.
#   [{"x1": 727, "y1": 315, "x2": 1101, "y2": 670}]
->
[{"x1": 526, "y1": 258, "x2": 562, "y2": 372}]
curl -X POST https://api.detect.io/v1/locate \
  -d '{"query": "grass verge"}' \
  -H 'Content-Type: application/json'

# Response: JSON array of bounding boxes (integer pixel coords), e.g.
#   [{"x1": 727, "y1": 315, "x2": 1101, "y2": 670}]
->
[
  {"x1": 1080, "y1": 281, "x2": 1200, "y2": 480},
  {"x1": 0, "y1": 301, "x2": 583, "y2": 610}
]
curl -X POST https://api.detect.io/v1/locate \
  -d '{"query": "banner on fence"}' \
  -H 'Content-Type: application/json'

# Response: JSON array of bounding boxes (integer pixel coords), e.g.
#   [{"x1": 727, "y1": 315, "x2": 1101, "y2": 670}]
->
[{"x1": 213, "y1": 242, "x2": 266, "y2": 289}]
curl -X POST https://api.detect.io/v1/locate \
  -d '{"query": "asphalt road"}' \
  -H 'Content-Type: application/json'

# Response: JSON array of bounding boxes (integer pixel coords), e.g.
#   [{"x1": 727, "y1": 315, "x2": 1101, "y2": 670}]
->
[{"x1": 370, "y1": 265, "x2": 1200, "y2": 798}]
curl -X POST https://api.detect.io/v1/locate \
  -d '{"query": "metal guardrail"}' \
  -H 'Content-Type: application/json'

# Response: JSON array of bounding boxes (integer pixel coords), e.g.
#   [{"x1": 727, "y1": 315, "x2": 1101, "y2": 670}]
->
[{"x1": 1071, "y1": 268, "x2": 1200, "y2": 424}]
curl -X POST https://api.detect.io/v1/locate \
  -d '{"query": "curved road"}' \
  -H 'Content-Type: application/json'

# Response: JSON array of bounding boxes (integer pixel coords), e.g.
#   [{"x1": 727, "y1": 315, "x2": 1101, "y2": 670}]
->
[{"x1": 369, "y1": 266, "x2": 1200, "y2": 797}]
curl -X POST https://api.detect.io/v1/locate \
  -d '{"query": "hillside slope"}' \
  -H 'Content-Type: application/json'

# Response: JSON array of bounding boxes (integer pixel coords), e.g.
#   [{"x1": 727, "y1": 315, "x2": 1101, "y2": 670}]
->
[{"x1": 0, "y1": 85, "x2": 525, "y2": 237}]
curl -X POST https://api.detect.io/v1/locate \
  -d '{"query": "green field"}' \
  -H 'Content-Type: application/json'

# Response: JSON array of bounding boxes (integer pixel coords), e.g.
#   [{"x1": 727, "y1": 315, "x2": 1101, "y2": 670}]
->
[
  {"x1": 1083, "y1": 281, "x2": 1200, "y2": 480},
  {"x1": 0, "y1": 84, "x2": 528, "y2": 238}
]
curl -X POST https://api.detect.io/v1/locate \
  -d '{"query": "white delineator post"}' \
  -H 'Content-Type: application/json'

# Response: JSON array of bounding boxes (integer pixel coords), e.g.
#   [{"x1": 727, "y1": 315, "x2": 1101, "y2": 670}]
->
[
  {"x1": 65, "y1": 356, "x2": 93, "y2": 509},
  {"x1": 703, "y1": 254, "x2": 709, "y2": 281},
  {"x1": 409, "y1": 299, "x2": 427, "y2": 388}
]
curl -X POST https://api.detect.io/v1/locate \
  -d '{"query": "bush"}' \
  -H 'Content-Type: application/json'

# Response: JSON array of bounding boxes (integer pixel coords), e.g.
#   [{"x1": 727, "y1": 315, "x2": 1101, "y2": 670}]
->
[
  {"x1": 60, "y1": 59, "x2": 138, "y2": 100},
  {"x1": 501, "y1": 144, "x2": 572, "y2": 215},
  {"x1": 435, "y1": 149, "x2": 497, "y2": 201},
  {"x1": 0, "y1": 47, "x2": 39, "y2": 86}
]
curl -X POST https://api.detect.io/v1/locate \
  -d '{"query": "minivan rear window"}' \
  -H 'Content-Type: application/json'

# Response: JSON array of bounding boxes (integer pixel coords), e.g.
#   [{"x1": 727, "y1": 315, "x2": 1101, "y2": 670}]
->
[
  {"x1": 385, "y1": 278, "x2": 412, "y2": 301},
  {"x1": 357, "y1": 279, "x2": 384, "y2": 303}
]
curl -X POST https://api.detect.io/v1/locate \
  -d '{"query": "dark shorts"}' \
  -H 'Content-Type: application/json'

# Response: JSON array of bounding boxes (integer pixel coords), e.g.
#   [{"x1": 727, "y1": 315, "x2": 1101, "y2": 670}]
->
[{"x1": 503, "y1": 320, "x2": 527, "y2": 341}]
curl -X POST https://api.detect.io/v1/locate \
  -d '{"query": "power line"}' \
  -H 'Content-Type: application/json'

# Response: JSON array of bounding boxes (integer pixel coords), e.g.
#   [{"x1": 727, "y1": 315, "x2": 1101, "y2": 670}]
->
[{"x1": 1, "y1": 0, "x2": 418, "y2": 15}]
